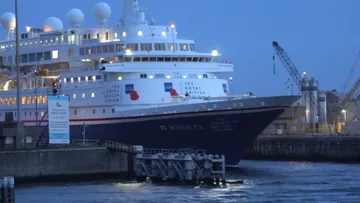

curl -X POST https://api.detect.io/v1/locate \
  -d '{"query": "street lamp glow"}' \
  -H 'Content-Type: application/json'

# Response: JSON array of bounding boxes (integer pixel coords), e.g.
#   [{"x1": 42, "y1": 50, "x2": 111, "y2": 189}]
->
[{"x1": 212, "y1": 48, "x2": 218, "y2": 56}]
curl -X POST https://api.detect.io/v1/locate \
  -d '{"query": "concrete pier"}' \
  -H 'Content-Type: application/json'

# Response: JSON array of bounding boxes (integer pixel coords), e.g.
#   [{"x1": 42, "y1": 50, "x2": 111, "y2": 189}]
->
[
  {"x1": 0, "y1": 147, "x2": 129, "y2": 182},
  {"x1": 244, "y1": 136, "x2": 360, "y2": 162}
]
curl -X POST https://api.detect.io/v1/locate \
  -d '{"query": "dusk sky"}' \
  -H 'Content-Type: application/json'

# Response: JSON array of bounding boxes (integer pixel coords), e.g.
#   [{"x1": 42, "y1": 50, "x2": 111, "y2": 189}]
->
[{"x1": 0, "y1": 0, "x2": 359, "y2": 97}]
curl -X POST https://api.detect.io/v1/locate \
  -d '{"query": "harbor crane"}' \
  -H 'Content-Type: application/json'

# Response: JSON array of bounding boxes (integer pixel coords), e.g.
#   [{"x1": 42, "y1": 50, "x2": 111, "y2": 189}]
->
[
  {"x1": 272, "y1": 41, "x2": 325, "y2": 123},
  {"x1": 337, "y1": 52, "x2": 360, "y2": 119}
]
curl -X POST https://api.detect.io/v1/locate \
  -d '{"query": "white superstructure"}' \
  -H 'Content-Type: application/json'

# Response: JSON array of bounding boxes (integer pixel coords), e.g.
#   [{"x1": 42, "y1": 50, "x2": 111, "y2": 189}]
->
[{"x1": 0, "y1": 0, "x2": 244, "y2": 125}]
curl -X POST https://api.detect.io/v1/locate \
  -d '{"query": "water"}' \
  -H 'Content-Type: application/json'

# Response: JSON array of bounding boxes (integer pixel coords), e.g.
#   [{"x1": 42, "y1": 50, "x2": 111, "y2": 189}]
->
[{"x1": 16, "y1": 160, "x2": 360, "y2": 202}]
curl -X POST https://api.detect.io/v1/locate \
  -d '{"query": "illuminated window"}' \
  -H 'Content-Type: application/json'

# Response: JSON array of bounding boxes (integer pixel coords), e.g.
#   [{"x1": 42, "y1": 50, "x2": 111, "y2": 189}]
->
[
  {"x1": 52, "y1": 50, "x2": 59, "y2": 59},
  {"x1": 43, "y1": 96, "x2": 48, "y2": 103},
  {"x1": 41, "y1": 112, "x2": 44, "y2": 116},
  {"x1": 21, "y1": 96, "x2": 26, "y2": 104},
  {"x1": 82, "y1": 110, "x2": 86, "y2": 115},
  {"x1": 68, "y1": 49, "x2": 73, "y2": 57},
  {"x1": 82, "y1": 93, "x2": 85, "y2": 98},
  {"x1": 37, "y1": 96, "x2": 43, "y2": 104},
  {"x1": 91, "y1": 93, "x2": 95, "y2": 98},
  {"x1": 32, "y1": 96, "x2": 36, "y2": 104},
  {"x1": 73, "y1": 94, "x2": 76, "y2": 99},
  {"x1": 27, "y1": 96, "x2": 31, "y2": 104}
]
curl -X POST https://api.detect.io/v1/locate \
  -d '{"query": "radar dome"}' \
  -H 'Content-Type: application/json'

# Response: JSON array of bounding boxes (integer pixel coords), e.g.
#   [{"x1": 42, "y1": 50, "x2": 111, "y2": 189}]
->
[
  {"x1": 67, "y1": 8, "x2": 84, "y2": 28},
  {"x1": 1, "y1": 12, "x2": 16, "y2": 31},
  {"x1": 93, "y1": 2, "x2": 111, "y2": 25},
  {"x1": 43, "y1": 17, "x2": 64, "y2": 32}
]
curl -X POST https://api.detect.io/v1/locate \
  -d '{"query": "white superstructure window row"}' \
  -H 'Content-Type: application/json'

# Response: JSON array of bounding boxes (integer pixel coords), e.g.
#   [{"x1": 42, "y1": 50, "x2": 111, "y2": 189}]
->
[{"x1": 78, "y1": 42, "x2": 195, "y2": 57}]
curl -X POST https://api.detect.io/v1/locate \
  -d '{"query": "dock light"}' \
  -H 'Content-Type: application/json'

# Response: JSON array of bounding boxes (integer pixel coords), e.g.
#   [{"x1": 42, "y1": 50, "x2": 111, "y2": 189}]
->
[{"x1": 211, "y1": 48, "x2": 218, "y2": 56}]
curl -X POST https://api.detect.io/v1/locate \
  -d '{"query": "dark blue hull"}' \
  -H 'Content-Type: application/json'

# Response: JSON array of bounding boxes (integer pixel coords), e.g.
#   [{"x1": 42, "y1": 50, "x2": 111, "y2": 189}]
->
[{"x1": 69, "y1": 108, "x2": 285, "y2": 165}]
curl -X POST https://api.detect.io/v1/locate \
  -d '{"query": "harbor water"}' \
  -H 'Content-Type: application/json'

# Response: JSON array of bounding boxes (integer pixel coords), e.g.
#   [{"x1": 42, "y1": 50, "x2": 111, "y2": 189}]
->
[{"x1": 15, "y1": 160, "x2": 360, "y2": 203}]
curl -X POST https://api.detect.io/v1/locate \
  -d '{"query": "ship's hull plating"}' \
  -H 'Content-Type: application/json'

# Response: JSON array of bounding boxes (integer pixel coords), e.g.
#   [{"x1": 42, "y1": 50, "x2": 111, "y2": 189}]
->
[{"x1": 69, "y1": 106, "x2": 286, "y2": 165}]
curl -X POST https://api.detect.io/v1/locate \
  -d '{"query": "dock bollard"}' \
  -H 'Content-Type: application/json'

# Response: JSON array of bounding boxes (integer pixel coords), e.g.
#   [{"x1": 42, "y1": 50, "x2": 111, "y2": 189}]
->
[{"x1": 0, "y1": 176, "x2": 15, "y2": 203}]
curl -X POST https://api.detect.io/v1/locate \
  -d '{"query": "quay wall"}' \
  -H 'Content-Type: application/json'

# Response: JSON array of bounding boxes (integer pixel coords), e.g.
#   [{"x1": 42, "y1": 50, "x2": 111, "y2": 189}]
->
[
  {"x1": 244, "y1": 136, "x2": 360, "y2": 162},
  {"x1": 0, "y1": 147, "x2": 129, "y2": 181}
]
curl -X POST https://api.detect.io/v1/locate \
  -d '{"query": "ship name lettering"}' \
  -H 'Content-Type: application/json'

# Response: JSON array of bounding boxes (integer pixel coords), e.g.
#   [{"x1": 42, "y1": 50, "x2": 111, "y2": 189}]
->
[{"x1": 159, "y1": 124, "x2": 204, "y2": 131}]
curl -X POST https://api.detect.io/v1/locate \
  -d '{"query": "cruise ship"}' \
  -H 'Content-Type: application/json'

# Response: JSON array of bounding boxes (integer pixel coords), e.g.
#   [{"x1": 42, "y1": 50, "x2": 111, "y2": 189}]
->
[{"x1": 0, "y1": 0, "x2": 299, "y2": 165}]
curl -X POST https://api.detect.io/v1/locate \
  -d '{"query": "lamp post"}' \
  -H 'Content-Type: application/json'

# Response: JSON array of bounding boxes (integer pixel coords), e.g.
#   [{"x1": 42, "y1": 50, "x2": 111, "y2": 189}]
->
[{"x1": 15, "y1": 0, "x2": 21, "y2": 124}]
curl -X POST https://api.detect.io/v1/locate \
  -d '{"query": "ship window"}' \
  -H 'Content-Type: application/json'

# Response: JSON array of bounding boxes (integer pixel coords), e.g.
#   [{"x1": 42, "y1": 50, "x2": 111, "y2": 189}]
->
[
  {"x1": 81, "y1": 76, "x2": 85, "y2": 81},
  {"x1": 28, "y1": 53, "x2": 35, "y2": 62},
  {"x1": 97, "y1": 46, "x2": 102, "y2": 54},
  {"x1": 97, "y1": 33, "x2": 100, "y2": 39},
  {"x1": 66, "y1": 78, "x2": 71, "y2": 82},
  {"x1": 91, "y1": 93, "x2": 95, "y2": 98},
  {"x1": 172, "y1": 57, "x2": 178, "y2": 62},
  {"x1": 205, "y1": 57, "x2": 211, "y2": 62},
  {"x1": 167, "y1": 43, "x2": 178, "y2": 51},
  {"x1": 93, "y1": 109, "x2": 95, "y2": 114},
  {"x1": 82, "y1": 110, "x2": 86, "y2": 115},
  {"x1": 74, "y1": 110, "x2": 77, "y2": 115},
  {"x1": 106, "y1": 32, "x2": 109, "y2": 40},
  {"x1": 91, "y1": 47, "x2": 97, "y2": 55},
  {"x1": 179, "y1": 57, "x2": 186, "y2": 62},
  {"x1": 124, "y1": 57, "x2": 132, "y2": 62},
  {"x1": 116, "y1": 44, "x2": 125, "y2": 52},
  {"x1": 103, "y1": 109, "x2": 106, "y2": 114},
  {"x1": 41, "y1": 112, "x2": 44, "y2": 117},
  {"x1": 29, "y1": 112, "x2": 32, "y2": 116},
  {"x1": 193, "y1": 57, "x2": 199, "y2": 62},
  {"x1": 155, "y1": 74, "x2": 165, "y2": 78},
  {"x1": 179, "y1": 44, "x2": 189, "y2": 51},
  {"x1": 157, "y1": 57, "x2": 164, "y2": 62},
  {"x1": 79, "y1": 48, "x2": 85, "y2": 56},
  {"x1": 141, "y1": 57, "x2": 149, "y2": 62},
  {"x1": 86, "y1": 47, "x2": 91, "y2": 55},
  {"x1": 8, "y1": 56, "x2": 12, "y2": 64},
  {"x1": 154, "y1": 43, "x2": 166, "y2": 51},
  {"x1": 109, "y1": 44, "x2": 115, "y2": 52},
  {"x1": 222, "y1": 84, "x2": 228, "y2": 93},
  {"x1": 140, "y1": 74, "x2": 147, "y2": 78},
  {"x1": 37, "y1": 96, "x2": 43, "y2": 103},
  {"x1": 73, "y1": 94, "x2": 76, "y2": 99},
  {"x1": 190, "y1": 44, "x2": 195, "y2": 51},
  {"x1": 133, "y1": 57, "x2": 141, "y2": 62},
  {"x1": 112, "y1": 109, "x2": 115, "y2": 113},
  {"x1": 83, "y1": 34, "x2": 87, "y2": 39},
  {"x1": 82, "y1": 93, "x2": 86, "y2": 98},
  {"x1": 140, "y1": 43, "x2": 152, "y2": 51},
  {"x1": 52, "y1": 50, "x2": 59, "y2": 59},
  {"x1": 199, "y1": 57, "x2": 205, "y2": 62},
  {"x1": 0, "y1": 56, "x2": 3, "y2": 65},
  {"x1": 149, "y1": 57, "x2": 156, "y2": 62},
  {"x1": 21, "y1": 54, "x2": 28, "y2": 63},
  {"x1": 203, "y1": 74, "x2": 208, "y2": 78},
  {"x1": 21, "y1": 96, "x2": 26, "y2": 104},
  {"x1": 126, "y1": 43, "x2": 139, "y2": 51},
  {"x1": 103, "y1": 45, "x2": 108, "y2": 53},
  {"x1": 188, "y1": 74, "x2": 197, "y2": 78},
  {"x1": 96, "y1": 75, "x2": 102, "y2": 80},
  {"x1": 164, "y1": 82, "x2": 173, "y2": 92},
  {"x1": 165, "y1": 57, "x2": 171, "y2": 62},
  {"x1": 125, "y1": 84, "x2": 134, "y2": 94},
  {"x1": 24, "y1": 112, "x2": 27, "y2": 116},
  {"x1": 44, "y1": 51, "x2": 51, "y2": 60}
]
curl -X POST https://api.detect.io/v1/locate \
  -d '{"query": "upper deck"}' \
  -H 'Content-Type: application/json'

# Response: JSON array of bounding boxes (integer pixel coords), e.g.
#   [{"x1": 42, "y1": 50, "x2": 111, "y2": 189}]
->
[{"x1": 0, "y1": 0, "x2": 227, "y2": 70}]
